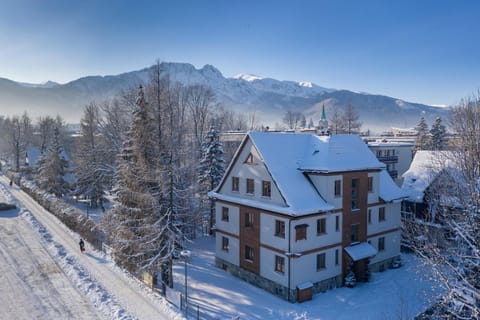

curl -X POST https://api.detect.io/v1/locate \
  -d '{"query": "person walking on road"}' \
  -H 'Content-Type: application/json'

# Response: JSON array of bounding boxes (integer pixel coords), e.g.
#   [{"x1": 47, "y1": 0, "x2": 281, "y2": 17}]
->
[{"x1": 79, "y1": 238, "x2": 85, "y2": 253}]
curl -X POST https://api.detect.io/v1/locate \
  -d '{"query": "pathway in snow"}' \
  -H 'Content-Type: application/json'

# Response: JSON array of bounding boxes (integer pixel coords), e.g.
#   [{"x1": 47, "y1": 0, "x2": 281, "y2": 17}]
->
[
  {"x1": 0, "y1": 207, "x2": 104, "y2": 319},
  {"x1": 0, "y1": 175, "x2": 182, "y2": 320}
]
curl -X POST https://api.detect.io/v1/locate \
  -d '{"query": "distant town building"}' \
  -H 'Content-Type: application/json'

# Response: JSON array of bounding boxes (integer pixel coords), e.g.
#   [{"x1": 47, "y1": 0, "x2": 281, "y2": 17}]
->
[
  {"x1": 367, "y1": 140, "x2": 414, "y2": 186},
  {"x1": 390, "y1": 127, "x2": 417, "y2": 137}
]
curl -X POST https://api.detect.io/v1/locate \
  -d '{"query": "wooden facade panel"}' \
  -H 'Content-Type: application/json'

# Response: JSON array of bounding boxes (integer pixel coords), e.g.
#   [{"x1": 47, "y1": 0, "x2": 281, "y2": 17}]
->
[
  {"x1": 341, "y1": 172, "x2": 369, "y2": 278},
  {"x1": 239, "y1": 207, "x2": 261, "y2": 274}
]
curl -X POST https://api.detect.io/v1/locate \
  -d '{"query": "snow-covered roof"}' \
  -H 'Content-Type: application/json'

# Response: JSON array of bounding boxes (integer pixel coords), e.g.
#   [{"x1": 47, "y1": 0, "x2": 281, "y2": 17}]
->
[
  {"x1": 212, "y1": 132, "x2": 403, "y2": 216},
  {"x1": 368, "y1": 141, "x2": 414, "y2": 147},
  {"x1": 379, "y1": 170, "x2": 407, "y2": 202},
  {"x1": 344, "y1": 242, "x2": 377, "y2": 261},
  {"x1": 26, "y1": 146, "x2": 76, "y2": 184},
  {"x1": 248, "y1": 132, "x2": 335, "y2": 215},
  {"x1": 26, "y1": 146, "x2": 42, "y2": 167},
  {"x1": 298, "y1": 134, "x2": 385, "y2": 173},
  {"x1": 401, "y1": 151, "x2": 455, "y2": 203},
  {"x1": 26, "y1": 146, "x2": 72, "y2": 167}
]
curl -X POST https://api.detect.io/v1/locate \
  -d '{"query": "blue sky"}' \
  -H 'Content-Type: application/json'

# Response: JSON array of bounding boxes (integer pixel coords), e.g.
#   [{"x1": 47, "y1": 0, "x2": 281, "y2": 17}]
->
[{"x1": 1, "y1": 0, "x2": 479, "y2": 106}]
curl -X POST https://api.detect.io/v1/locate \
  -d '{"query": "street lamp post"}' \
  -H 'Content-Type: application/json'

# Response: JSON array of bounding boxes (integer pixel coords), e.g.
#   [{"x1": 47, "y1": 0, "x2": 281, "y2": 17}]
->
[{"x1": 180, "y1": 250, "x2": 191, "y2": 317}]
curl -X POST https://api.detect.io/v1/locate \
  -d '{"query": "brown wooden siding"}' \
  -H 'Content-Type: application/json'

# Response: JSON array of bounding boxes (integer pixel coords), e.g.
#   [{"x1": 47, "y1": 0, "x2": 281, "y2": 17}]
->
[
  {"x1": 341, "y1": 171, "x2": 369, "y2": 277},
  {"x1": 239, "y1": 206, "x2": 261, "y2": 274}
]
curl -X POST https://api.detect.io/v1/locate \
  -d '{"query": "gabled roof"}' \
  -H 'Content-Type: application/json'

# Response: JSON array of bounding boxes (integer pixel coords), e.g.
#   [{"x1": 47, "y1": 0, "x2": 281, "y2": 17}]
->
[
  {"x1": 248, "y1": 132, "x2": 332, "y2": 215},
  {"x1": 211, "y1": 132, "x2": 399, "y2": 216},
  {"x1": 401, "y1": 150, "x2": 455, "y2": 203},
  {"x1": 297, "y1": 134, "x2": 385, "y2": 173}
]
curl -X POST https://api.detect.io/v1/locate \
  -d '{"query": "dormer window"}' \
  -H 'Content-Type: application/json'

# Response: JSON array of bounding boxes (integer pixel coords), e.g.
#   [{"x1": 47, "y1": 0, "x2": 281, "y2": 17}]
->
[{"x1": 245, "y1": 153, "x2": 254, "y2": 164}]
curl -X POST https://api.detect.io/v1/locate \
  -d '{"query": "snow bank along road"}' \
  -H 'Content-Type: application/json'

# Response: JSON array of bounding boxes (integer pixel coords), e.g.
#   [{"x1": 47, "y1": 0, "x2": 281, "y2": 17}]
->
[
  {"x1": 0, "y1": 175, "x2": 182, "y2": 320},
  {"x1": 0, "y1": 201, "x2": 103, "y2": 319}
]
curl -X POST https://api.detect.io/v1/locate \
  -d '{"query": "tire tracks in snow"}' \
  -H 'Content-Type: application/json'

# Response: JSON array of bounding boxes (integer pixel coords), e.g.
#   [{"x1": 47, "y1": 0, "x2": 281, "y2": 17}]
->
[{"x1": 0, "y1": 176, "x2": 181, "y2": 320}]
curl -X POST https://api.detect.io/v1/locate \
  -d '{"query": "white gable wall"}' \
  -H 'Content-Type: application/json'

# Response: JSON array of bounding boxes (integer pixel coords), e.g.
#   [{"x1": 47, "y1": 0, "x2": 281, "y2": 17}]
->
[
  {"x1": 259, "y1": 246, "x2": 342, "y2": 290},
  {"x1": 260, "y1": 248, "x2": 288, "y2": 287},
  {"x1": 289, "y1": 214, "x2": 342, "y2": 253},
  {"x1": 309, "y1": 174, "x2": 343, "y2": 209},
  {"x1": 367, "y1": 172, "x2": 381, "y2": 204},
  {"x1": 215, "y1": 202, "x2": 241, "y2": 266},
  {"x1": 220, "y1": 139, "x2": 285, "y2": 207},
  {"x1": 368, "y1": 231, "x2": 401, "y2": 264},
  {"x1": 259, "y1": 212, "x2": 343, "y2": 254},
  {"x1": 367, "y1": 202, "x2": 401, "y2": 236},
  {"x1": 290, "y1": 246, "x2": 342, "y2": 287},
  {"x1": 216, "y1": 234, "x2": 240, "y2": 266},
  {"x1": 215, "y1": 202, "x2": 240, "y2": 236},
  {"x1": 259, "y1": 212, "x2": 343, "y2": 288},
  {"x1": 260, "y1": 214, "x2": 289, "y2": 252}
]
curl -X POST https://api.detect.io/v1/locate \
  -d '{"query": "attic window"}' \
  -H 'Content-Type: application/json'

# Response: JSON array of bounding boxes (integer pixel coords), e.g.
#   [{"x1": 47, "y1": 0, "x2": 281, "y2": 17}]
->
[{"x1": 244, "y1": 153, "x2": 254, "y2": 164}]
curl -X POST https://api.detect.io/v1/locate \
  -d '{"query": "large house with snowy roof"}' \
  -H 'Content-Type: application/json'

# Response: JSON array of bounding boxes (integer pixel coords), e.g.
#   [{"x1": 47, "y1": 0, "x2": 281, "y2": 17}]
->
[{"x1": 209, "y1": 132, "x2": 405, "y2": 302}]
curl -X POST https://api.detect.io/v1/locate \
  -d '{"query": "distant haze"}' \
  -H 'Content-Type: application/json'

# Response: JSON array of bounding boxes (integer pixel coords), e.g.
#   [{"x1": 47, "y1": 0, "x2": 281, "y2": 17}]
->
[{"x1": 0, "y1": 62, "x2": 449, "y2": 132}]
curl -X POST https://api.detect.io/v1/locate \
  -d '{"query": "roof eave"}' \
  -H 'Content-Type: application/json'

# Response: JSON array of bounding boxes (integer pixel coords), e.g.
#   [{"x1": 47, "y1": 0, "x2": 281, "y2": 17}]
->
[{"x1": 209, "y1": 192, "x2": 334, "y2": 217}]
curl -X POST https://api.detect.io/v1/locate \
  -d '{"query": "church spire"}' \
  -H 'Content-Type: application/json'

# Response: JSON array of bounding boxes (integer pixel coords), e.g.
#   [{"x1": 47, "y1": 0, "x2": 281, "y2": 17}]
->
[
  {"x1": 321, "y1": 104, "x2": 327, "y2": 121},
  {"x1": 317, "y1": 104, "x2": 329, "y2": 135}
]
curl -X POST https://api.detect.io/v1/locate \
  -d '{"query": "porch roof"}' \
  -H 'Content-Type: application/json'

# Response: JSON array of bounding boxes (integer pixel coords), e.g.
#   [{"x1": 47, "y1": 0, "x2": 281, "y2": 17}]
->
[{"x1": 344, "y1": 242, "x2": 377, "y2": 261}]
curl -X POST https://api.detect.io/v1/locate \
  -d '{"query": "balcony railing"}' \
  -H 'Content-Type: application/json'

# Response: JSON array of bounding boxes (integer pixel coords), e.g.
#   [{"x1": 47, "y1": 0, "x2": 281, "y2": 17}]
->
[{"x1": 377, "y1": 155, "x2": 398, "y2": 163}]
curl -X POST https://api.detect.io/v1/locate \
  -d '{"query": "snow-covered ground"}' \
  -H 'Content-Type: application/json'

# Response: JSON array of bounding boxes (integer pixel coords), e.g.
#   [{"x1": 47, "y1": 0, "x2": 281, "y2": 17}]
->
[
  {"x1": 173, "y1": 237, "x2": 444, "y2": 320},
  {"x1": 0, "y1": 194, "x2": 104, "y2": 319},
  {"x1": 0, "y1": 174, "x2": 182, "y2": 320},
  {"x1": 0, "y1": 172, "x2": 443, "y2": 320}
]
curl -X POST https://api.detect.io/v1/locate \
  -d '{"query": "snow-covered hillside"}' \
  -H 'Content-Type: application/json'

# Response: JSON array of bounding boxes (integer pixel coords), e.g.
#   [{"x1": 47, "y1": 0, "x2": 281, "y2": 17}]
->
[{"x1": 0, "y1": 62, "x2": 448, "y2": 131}]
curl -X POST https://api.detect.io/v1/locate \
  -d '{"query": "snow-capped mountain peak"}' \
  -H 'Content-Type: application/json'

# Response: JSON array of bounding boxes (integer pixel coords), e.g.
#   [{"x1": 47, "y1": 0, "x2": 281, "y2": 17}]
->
[
  {"x1": 0, "y1": 61, "x2": 448, "y2": 132},
  {"x1": 299, "y1": 81, "x2": 313, "y2": 88},
  {"x1": 234, "y1": 73, "x2": 264, "y2": 82}
]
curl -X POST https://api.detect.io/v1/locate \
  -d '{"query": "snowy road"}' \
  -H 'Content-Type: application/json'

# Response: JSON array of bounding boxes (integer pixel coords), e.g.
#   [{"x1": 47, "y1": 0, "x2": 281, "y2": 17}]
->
[
  {"x1": 0, "y1": 175, "x2": 181, "y2": 320},
  {"x1": 0, "y1": 208, "x2": 102, "y2": 319}
]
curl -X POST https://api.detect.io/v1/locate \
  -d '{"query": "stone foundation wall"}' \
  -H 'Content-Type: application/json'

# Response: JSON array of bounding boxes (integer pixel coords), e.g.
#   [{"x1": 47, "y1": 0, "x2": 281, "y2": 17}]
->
[
  {"x1": 216, "y1": 257, "x2": 341, "y2": 302},
  {"x1": 312, "y1": 275, "x2": 342, "y2": 294},
  {"x1": 216, "y1": 255, "x2": 401, "y2": 302}
]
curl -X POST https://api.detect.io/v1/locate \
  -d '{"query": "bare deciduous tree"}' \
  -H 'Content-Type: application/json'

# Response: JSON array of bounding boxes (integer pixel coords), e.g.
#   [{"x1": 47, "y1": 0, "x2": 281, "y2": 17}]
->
[
  {"x1": 404, "y1": 95, "x2": 480, "y2": 319},
  {"x1": 344, "y1": 103, "x2": 362, "y2": 134},
  {"x1": 330, "y1": 105, "x2": 345, "y2": 134},
  {"x1": 282, "y1": 110, "x2": 304, "y2": 130}
]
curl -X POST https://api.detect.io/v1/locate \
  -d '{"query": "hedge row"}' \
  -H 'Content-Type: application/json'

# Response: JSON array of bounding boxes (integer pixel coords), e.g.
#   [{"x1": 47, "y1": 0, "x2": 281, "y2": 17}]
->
[{"x1": 7, "y1": 170, "x2": 105, "y2": 250}]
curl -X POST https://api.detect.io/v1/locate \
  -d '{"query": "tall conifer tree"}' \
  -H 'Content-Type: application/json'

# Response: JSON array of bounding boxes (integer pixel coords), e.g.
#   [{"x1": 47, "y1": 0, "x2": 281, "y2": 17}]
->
[
  {"x1": 415, "y1": 116, "x2": 430, "y2": 151},
  {"x1": 198, "y1": 125, "x2": 225, "y2": 232},
  {"x1": 106, "y1": 86, "x2": 176, "y2": 275},
  {"x1": 36, "y1": 127, "x2": 70, "y2": 196}
]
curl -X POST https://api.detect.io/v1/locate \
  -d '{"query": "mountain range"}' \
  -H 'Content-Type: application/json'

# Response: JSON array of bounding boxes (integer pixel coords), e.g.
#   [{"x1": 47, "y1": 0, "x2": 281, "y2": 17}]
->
[{"x1": 0, "y1": 62, "x2": 448, "y2": 132}]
